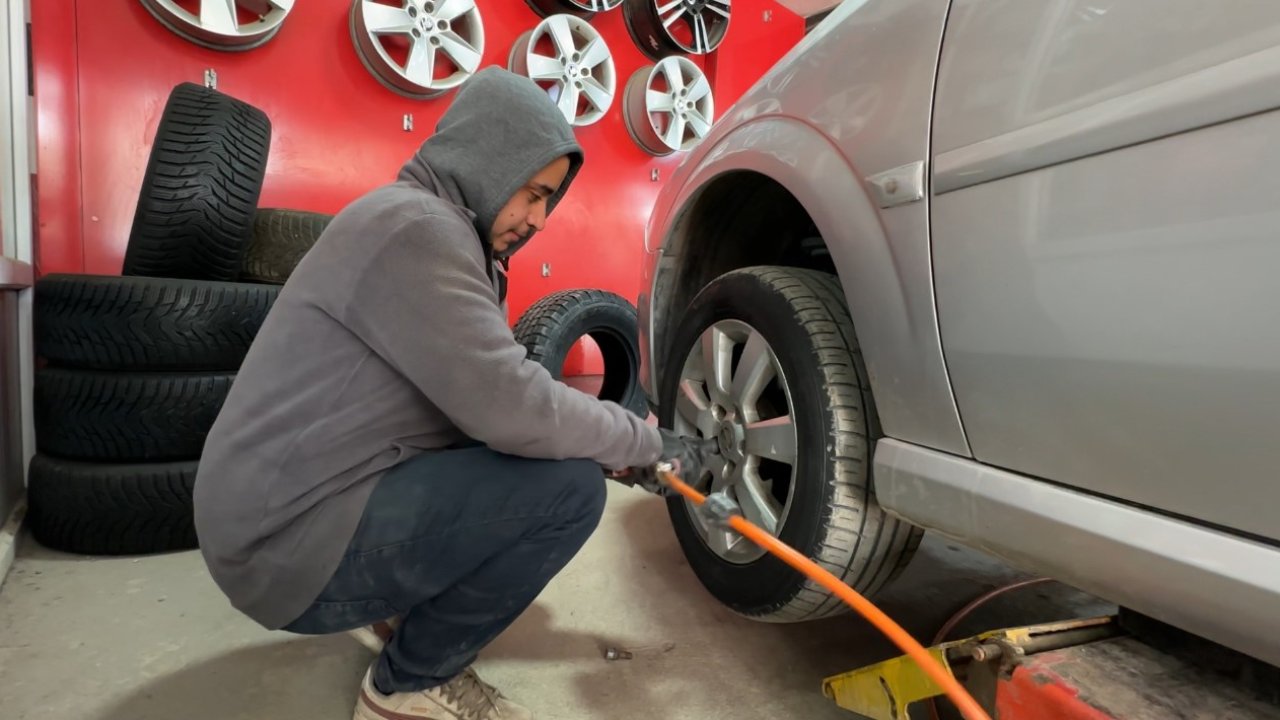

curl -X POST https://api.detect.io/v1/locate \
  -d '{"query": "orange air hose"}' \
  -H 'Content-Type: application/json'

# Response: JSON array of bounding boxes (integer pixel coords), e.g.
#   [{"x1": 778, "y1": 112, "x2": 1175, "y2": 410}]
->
[{"x1": 657, "y1": 469, "x2": 993, "y2": 720}]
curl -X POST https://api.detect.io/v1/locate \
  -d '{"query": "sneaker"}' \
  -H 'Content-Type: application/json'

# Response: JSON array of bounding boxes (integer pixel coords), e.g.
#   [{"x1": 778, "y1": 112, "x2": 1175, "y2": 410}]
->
[
  {"x1": 348, "y1": 617, "x2": 401, "y2": 654},
  {"x1": 353, "y1": 664, "x2": 532, "y2": 720}
]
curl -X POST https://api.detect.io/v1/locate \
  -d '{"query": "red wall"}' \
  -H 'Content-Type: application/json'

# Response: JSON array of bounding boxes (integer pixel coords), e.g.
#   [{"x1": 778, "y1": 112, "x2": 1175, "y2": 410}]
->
[{"x1": 31, "y1": 1, "x2": 802, "y2": 342}]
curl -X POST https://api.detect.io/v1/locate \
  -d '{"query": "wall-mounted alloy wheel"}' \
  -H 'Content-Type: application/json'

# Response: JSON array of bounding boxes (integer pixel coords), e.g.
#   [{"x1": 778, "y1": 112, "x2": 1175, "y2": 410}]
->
[
  {"x1": 523, "y1": 0, "x2": 623, "y2": 19},
  {"x1": 139, "y1": 0, "x2": 295, "y2": 51},
  {"x1": 350, "y1": 0, "x2": 485, "y2": 99},
  {"x1": 624, "y1": 56, "x2": 714, "y2": 156},
  {"x1": 623, "y1": 0, "x2": 730, "y2": 61},
  {"x1": 509, "y1": 14, "x2": 616, "y2": 127}
]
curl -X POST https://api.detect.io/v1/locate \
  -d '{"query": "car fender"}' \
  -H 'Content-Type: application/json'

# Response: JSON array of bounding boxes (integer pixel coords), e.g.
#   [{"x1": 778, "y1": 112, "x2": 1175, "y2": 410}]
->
[{"x1": 647, "y1": 116, "x2": 970, "y2": 456}]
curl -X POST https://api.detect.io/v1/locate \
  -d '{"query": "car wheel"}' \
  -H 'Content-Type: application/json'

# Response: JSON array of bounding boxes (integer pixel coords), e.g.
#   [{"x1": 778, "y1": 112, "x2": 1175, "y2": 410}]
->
[{"x1": 659, "y1": 266, "x2": 922, "y2": 622}]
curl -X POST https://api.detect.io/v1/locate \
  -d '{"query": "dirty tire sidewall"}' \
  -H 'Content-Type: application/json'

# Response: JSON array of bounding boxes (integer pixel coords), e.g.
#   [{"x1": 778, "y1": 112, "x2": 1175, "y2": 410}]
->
[
  {"x1": 122, "y1": 82, "x2": 272, "y2": 281},
  {"x1": 658, "y1": 266, "x2": 922, "y2": 622},
  {"x1": 26, "y1": 455, "x2": 199, "y2": 556},
  {"x1": 512, "y1": 289, "x2": 649, "y2": 417},
  {"x1": 34, "y1": 274, "x2": 278, "y2": 371},
  {"x1": 35, "y1": 369, "x2": 235, "y2": 462},
  {"x1": 242, "y1": 208, "x2": 334, "y2": 284}
]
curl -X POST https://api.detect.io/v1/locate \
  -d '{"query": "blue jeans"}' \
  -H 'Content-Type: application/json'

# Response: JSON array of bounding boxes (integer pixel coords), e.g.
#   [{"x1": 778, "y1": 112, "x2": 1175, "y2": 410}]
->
[{"x1": 282, "y1": 445, "x2": 608, "y2": 693}]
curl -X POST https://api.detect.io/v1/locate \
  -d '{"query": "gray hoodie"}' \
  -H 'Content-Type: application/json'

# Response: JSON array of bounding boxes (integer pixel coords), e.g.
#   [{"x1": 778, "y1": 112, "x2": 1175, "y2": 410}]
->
[{"x1": 192, "y1": 67, "x2": 662, "y2": 630}]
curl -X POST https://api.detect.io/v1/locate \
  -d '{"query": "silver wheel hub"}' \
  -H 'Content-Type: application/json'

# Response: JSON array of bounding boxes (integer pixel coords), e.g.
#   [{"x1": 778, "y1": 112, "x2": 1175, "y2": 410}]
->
[
  {"x1": 717, "y1": 420, "x2": 745, "y2": 462},
  {"x1": 672, "y1": 319, "x2": 797, "y2": 564}
]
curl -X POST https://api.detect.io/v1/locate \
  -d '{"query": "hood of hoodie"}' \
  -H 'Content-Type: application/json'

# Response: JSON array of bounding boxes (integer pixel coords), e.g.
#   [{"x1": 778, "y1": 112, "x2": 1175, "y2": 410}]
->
[{"x1": 396, "y1": 67, "x2": 584, "y2": 259}]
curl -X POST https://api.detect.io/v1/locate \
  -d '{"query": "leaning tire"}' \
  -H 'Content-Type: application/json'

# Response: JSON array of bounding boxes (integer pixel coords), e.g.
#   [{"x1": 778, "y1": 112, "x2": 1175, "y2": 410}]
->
[
  {"x1": 513, "y1": 289, "x2": 649, "y2": 417},
  {"x1": 122, "y1": 82, "x2": 271, "y2": 281},
  {"x1": 34, "y1": 369, "x2": 234, "y2": 462},
  {"x1": 241, "y1": 208, "x2": 333, "y2": 284},
  {"x1": 26, "y1": 454, "x2": 198, "y2": 556},
  {"x1": 34, "y1": 274, "x2": 277, "y2": 371},
  {"x1": 658, "y1": 266, "x2": 922, "y2": 622}
]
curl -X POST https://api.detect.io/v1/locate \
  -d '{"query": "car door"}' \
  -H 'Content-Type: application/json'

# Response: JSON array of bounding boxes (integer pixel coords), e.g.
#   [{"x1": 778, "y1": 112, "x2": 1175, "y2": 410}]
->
[{"x1": 929, "y1": 0, "x2": 1280, "y2": 542}]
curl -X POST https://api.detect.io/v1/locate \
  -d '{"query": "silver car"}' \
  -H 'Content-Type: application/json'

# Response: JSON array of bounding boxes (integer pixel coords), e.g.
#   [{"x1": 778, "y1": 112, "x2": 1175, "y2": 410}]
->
[{"x1": 637, "y1": 0, "x2": 1280, "y2": 668}]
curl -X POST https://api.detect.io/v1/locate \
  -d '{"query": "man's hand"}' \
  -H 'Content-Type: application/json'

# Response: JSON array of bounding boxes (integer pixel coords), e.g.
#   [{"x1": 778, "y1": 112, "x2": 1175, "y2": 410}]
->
[{"x1": 607, "y1": 428, "x2": 716, "y2": 495}]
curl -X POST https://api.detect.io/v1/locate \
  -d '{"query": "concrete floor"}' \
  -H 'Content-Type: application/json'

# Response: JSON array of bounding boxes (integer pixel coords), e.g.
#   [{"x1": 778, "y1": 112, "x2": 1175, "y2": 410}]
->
[{"x1": 0, "y1": 485, "x2": 1112, "y2": 720}]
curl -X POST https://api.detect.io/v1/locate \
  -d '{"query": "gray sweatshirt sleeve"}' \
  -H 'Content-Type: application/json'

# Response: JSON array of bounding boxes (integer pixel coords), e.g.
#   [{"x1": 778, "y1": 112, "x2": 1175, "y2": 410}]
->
[{"x1": 341, "y1": 212, "x2": 663, "y2": 470}]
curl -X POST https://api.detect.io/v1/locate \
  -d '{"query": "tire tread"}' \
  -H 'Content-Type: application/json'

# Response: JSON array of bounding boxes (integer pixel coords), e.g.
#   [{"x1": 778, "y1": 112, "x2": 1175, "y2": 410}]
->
[
  {"x1": 122, "y1": 83, "x2": 272, "y2": 281},
  {"x1": 26, "y1": 455, "x2": 198, "y2": 555},
  {"x1": 35, "y1": 369, "x2": 234, "y2": 462},
  {"x1": 34, "y1": 274, "x2": 277, "y2": 371}
]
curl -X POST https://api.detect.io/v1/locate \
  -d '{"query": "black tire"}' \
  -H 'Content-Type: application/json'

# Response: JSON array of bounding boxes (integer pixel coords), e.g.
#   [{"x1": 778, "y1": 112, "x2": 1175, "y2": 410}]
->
[
  {"x1": 658, "y1": 266, "x2": 922, "y2": 622},
  {"x1": 512, "y1": 289, "x2": 649, "y2": 417},
  {"x1": 26, "y1": 454, "x2": 198, "y2": 556},
  {"x1": 34, "y1": 369, "x2": 234, "y2": 462},
  {"x1": 34, "y1": 274, "x2": 278, "y2": 371},
  {"x1": 122, "y1": 82, "x2": 272, "y2": 281},
  {"x1": 242, "y1": 208, "x2": 333, "y2": 284}
]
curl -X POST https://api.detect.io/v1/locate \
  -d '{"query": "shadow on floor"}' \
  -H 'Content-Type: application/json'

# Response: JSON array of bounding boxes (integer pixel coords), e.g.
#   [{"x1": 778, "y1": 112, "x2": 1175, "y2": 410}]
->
[
  {"x1": 92, "y1": 635, "x2": 371, "y2": 720},
  {"x1": 56, "y1": 488, "x2": 1114, "y2": 720}
]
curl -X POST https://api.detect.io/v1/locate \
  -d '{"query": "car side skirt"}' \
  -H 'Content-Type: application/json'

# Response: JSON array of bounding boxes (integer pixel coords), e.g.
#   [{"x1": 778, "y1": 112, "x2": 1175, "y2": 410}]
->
[{"x1": 874, "y1": 437, "x2": 1280, "y2": 670}]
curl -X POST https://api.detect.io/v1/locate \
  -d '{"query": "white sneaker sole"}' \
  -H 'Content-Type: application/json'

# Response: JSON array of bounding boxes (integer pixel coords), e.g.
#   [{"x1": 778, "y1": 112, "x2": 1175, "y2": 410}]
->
[
  {"x1": 348, "y1": 619, "x2": 398, "y2": 654},
  {"x1": 348, "y1": 626, "x2": 386, "y2": 654}
]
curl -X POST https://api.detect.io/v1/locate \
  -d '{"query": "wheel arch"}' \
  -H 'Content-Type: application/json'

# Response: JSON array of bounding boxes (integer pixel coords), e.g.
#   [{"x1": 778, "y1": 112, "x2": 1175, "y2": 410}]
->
[{"x1": 646, "y1": 117, "x2": 917, "y2": 436}]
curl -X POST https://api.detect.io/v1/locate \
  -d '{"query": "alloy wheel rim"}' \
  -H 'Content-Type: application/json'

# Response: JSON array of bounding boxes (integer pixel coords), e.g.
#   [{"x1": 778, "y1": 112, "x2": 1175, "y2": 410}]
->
[
  {"x1": 140, "y1": 0, "x2": 295, "y2": 51},
  {"x1": 624, "y1": 0, "x2": 731, "y2": 61},
  {"x1": 624, "y1": 56, "x2": 715, "y2": 155},
  {"x1": 509, "y1": 14, "x2": 616, "y2": 127},
  {"x1": 524, "y1": 0, "x2": 623, "y2": 17},
  {"x1": 350, "y1": 0, "x2": 485, "y2": 99},
  {"x1": 673, "y1": 319, "x2": 797, "y2": 564}
]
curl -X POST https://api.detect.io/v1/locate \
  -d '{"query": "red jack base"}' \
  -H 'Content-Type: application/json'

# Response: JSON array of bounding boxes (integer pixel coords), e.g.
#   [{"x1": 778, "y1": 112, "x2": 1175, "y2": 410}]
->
[{"x1": 994, "y1": 637, "x2": 1278, "y2": 720}]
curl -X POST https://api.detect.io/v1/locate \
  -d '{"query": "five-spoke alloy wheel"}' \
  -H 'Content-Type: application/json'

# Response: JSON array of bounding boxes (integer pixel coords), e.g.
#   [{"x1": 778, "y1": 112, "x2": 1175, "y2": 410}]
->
[
  {"x1": 350, "y1": 0, "x2": 486, "y2": 99},
  {"x1": 140, "y1": 0, "x2": 296, "y2": 51},
  {"x1": 509, "y1": 14, "x2": 617, "y2": 127},
  {"x1": 624, "y1": 56, "x2": 715, "y2": 155}
]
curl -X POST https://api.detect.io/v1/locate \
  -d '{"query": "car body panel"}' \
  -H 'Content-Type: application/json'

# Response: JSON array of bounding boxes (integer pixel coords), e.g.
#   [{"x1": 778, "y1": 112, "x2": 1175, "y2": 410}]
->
[
  {"x1": 931, "y1": 0, "x2": 1280, "y2": 541},
  {"x1": 638, "y1": 0, "x2": 1280, "y2": 667},
  {"x1": 641, "y1": 0, "x2": 970, "y2": 456},
  {"x1": 933, "y1": 1, "x2": 1280, "y2": 159},
  {"x1": 874, "y1": 438, "x2": 1280, "y2": 670}
]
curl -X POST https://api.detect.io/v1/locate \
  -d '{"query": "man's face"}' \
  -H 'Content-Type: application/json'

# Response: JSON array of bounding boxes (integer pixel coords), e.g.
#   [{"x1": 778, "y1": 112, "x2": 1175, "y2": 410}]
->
[{"x1": 490, "y1": 156, "x2": 571, "y2": 254}]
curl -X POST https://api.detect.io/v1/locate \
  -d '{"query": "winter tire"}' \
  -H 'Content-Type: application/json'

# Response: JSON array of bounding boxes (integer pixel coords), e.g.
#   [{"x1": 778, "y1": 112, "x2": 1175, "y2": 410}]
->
[
  {"x1": 26, "y1": 454, "x2": 199, "y2": 556},
  {"x1": 242, "y1": 208, "x2": 333, "y2": 284},
  {"x1": 513, "y1": 289, "x2": 649, "y2": 418},
  {"x1": 35, "y1": 369, "x2": 234, "y2": 462},
  {"x1": 122, "y1": 82, "x2": 271, "y2": 281},
  {"x1": 34, "y1": 274, "x2": 278, "y2": 371},
  {"x1": 658, "y1": 266, "x2": 922, "y2": 622}
]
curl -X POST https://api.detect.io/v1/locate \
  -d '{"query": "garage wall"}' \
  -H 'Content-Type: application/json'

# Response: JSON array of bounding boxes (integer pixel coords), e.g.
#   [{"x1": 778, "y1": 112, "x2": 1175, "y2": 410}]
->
[{"x1": 30, "y1": 1, "x2": 803, "y2": 326}]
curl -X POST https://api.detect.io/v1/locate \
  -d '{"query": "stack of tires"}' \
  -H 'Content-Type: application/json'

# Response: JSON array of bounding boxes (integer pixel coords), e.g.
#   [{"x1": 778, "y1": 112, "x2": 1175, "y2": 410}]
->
[{"x1": 28, "y1": 82, "x2": 330, "y2": 556}]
